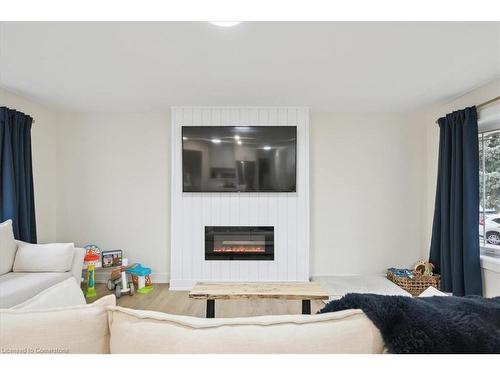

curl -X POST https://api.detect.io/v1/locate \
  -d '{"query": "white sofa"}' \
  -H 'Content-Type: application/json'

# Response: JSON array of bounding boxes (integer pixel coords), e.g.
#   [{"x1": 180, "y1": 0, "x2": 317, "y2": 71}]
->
[
  {"x1": 0, "y1": 220, "x2": 85, "y2": 308},
  {"x1": 0, "y1": 279, "x2": 385, "y2": 354},
  {"x1": 0, "y1": 276, "x2": 447, "y2": 354}
]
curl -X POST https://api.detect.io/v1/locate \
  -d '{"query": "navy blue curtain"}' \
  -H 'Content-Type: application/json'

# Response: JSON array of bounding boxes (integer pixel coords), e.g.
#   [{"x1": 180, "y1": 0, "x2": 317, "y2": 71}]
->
[
  {"x1": 0, "y1": 106, "x2": 37, "y2": 243},
  {"x1": 429, "y1": 106, "x2": 482, "y2": 296}
]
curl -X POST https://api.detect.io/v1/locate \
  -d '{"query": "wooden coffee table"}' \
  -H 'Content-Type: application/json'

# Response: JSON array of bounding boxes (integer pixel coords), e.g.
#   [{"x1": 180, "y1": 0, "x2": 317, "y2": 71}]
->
[{"x1": 189, "y1": 282, "x2": 329, "y2": 318}]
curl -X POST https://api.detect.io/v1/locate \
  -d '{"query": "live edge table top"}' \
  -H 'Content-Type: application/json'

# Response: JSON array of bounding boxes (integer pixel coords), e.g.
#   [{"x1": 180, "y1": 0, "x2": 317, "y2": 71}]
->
[{"x1": 189, "y1": 282, "x2": 329, "y2": 301}]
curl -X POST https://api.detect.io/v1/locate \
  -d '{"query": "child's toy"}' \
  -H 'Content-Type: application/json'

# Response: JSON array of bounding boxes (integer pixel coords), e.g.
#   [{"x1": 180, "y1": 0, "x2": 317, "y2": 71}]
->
[
  {"x1": 106, "y1": 258, "x2": 135, "y2": 298},
  {"x1": 83, "y1": 245, "x2": 101, "y2": 298},
  {"x1": 413, "y1": 260, "x2": 434, "y2": 276},
  {"x1": 127, "y1": 263, "x2": 153, "y2": 294}
]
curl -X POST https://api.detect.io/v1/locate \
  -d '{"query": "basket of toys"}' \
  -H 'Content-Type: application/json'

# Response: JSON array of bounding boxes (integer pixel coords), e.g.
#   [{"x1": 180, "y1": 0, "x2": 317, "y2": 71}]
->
[{"x1": 386, "y1": 260, "x2": 441, "y2": 296}]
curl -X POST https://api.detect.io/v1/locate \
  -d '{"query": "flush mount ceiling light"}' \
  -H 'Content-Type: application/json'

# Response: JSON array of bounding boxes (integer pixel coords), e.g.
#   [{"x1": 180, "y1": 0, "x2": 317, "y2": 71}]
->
[
  {"x1": 209, "y1": 21, "x2": 241, "y2": 27},
  {"x1": 211, "y1": 138, "x2": 221, "y2": 144}
]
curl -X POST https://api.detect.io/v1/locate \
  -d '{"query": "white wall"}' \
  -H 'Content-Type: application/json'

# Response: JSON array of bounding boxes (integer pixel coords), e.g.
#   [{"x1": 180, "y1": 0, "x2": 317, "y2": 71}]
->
[
  {"x1": 310, "y1": 113, "x2": 426, "y2": 275},
  {"x1": 53, "y1": 110, "x2": 427, "y2": 280},
  {"x1": 8, "y1": 83, "x2": 498, "y2": 282},
  {"x1": 55, "y1": 112, "x2": 170, "y2": 282},
  {"x1": 1, "y1": 89, "x2": 430, "y2": 280},
  {"x1": 50, "y1": 80, "x2": 497, "y2": 288},
  {"x1": 0, "y1": 89, "x2": 58, "y2": 243}
]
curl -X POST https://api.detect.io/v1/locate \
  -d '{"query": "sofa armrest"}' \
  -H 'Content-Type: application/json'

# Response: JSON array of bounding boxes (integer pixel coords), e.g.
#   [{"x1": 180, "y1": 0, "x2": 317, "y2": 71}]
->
[{"x1": 71, "y1": 247, "x2": 85, "y2": 281}]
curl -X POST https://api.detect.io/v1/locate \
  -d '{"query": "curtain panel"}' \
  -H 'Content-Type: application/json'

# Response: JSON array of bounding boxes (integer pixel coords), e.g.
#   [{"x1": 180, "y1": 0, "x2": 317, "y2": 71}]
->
[
  {"x1": 0, "y1": 106, "x2": 37, "y2": 243},
  {"x1": 429, "y1": 106, "x2": 482, "y2": 296}
]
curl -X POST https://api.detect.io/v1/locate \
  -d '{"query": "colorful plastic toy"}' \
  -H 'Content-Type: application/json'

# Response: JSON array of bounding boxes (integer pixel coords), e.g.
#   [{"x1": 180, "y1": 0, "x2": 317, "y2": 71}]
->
[
  {"x1": 83, "y1": 245, "x2": 101, "y2": 298},
  {"x1": 106, "y1": 259, "x2": 135, "y2": 298},
  {"x1": 127, "y1": 263, "x2": 153, "y2": 294}
]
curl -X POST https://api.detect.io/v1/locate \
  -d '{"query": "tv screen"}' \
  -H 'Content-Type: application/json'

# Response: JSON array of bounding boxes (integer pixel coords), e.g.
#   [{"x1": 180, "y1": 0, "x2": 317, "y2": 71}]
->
[{"x1": 182, "y1": 126, "x2": 296, "y2": 192}]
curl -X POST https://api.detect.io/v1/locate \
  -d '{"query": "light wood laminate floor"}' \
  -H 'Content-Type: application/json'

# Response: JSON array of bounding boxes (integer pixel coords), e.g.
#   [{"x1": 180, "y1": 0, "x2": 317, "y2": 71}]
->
[{"x1": 86, "y1": 284, "x2": 326, "y2": 318}]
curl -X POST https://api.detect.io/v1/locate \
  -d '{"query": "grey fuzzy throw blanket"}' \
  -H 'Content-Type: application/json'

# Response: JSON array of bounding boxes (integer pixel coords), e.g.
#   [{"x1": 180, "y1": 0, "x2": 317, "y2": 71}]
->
[{"x1": 318, "y1": 293, "x2": 500, "y2": 354}]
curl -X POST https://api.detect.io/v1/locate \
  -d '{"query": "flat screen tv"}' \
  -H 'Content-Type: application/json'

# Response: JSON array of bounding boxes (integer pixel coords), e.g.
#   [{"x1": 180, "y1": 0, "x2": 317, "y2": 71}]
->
[{"x1": 182, "y1": 126, "x2": 296, "y2": 192}]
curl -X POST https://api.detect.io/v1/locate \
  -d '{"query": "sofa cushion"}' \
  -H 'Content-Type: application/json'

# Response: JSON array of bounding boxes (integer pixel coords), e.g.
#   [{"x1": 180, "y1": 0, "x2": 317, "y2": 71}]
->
[
  {"x1": 0, "y1": 220, "x2": 17, "y2": 276},
  {"x1": 419, "y1": 286, "x2": 448, "y2": 297},
  {"x1": 0, "y1": 295, "x2": 115, "y2": 354},
  {"x1": 108, "y1": 307, "x2": 384, "y2": 354},
  {"x1": 13, "y1": 242, "x2": 74, "y2": 273},
  {"x1": 10, "y1": 278, "x2": 86, "y2": 310},
  {"x1": 0, "y1": 272, "x2": 71, "y2": 308},
  {"x1": 312, "y1": 275, "x2": 412, "y2": 300}
]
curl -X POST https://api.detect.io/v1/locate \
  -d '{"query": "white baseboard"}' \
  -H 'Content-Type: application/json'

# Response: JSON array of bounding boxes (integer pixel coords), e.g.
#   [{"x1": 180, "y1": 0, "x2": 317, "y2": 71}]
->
[
  {"x1": 93, "y1": 271, "x2": 170, "y2": 284},
  {"x1": 151, "y1": 273, "x2": 170, "y2": 283},
  {"x1": 168, "y1": 279, "x2": 198, "y2": 290},
  {"x1": 310, "y1": 273, "x2": 363, "y2": 279}
]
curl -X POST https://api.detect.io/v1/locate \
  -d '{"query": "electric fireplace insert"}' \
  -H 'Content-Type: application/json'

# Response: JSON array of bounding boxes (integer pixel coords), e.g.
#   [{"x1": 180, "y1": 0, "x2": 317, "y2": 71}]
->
[{"x1": 205, "y1": 226, "x2": 274, "y2": 260}]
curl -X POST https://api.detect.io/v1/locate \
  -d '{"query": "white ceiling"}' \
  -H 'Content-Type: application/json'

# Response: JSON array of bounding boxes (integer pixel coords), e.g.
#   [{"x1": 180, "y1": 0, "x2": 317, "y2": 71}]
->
[{"x1": 0, "y1": 22, "x2": 499, "y2": 112}]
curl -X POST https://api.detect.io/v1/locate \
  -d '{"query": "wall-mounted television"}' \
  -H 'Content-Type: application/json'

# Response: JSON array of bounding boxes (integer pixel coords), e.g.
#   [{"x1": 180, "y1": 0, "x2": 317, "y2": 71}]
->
[{"x1": 182, "y1": 126, "x2": 297, "y2": 192}]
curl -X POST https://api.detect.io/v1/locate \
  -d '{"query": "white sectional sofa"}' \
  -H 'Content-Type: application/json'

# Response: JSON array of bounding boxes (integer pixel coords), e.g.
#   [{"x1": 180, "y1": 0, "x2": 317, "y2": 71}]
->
[
  {"x1": 0, "y1": 279, "x2": 385, "y2": 354},
  {"x1": 0, "y1": 220, "x2": 85, "y2": 308},
  {"x1": 0, "y1": 266, "x2": 447, "y2": 353}
]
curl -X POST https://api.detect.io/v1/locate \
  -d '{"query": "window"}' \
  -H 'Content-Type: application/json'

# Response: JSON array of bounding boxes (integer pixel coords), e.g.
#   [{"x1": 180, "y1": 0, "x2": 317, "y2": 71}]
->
[{"x1": 479, "y1": 129, "x2": 500, "y2": 256}]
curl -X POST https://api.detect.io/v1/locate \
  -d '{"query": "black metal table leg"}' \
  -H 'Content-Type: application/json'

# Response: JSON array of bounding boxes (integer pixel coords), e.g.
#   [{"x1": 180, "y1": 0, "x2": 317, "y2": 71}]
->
[
  {"x1": 206, "y1": 299, "x2": 215, "y2": 318},
  {"x1": 302, "y1": 299, "x2": 311, "y2": 314}
]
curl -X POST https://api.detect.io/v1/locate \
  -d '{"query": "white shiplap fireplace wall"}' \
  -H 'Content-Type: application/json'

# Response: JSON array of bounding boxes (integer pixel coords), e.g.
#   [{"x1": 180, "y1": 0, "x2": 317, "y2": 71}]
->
[{"x1": 170, "y1": 107, "x2": 310, "y2": 290}]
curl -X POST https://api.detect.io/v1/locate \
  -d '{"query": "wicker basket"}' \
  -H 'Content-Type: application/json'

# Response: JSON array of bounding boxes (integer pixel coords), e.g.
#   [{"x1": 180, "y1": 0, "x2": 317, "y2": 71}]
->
[{"x1": 386, "y1": 271, "x2": 441, "y2": 296}]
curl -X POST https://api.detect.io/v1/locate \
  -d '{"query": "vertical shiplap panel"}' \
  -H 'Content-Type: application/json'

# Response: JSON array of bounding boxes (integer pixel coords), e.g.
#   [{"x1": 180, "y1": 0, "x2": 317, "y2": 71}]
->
[
  {"x1": 192, "y1": 108, "x2": 202, "y2": 124},
  {"x1": 170, "y1": 109, "x2": 177, "y2": 281},
  {"x1": 296, "y1": 108, "x2": 306, "y2": 280},
  {"x1": 286, "y1": 108, "x2": 298, "y2": 280},
  {"x1": 267, "y1": 194, "x2": 279, "y2": 280},
  {"x1": 202, "y1": 170, "x2": 213, "y2": 281},
  {"x1": 170, "y1": 107, "x2": 309, "y2": 289},
  {"x1": 229, "y1": 108, "x2": 241, "y2": 281},
  {"x1": 221, "y1": 108, "x2": 232, "y2": 126},
  {"x1": 210, "y1": 108, "x2": 222, "y2": 280},
  {"x1": 178, "y1": 108, "x2": 185, "y2": 281},
  {"x1": 276, "y1": 108, "x2": 289, "y2": 281},
  {"x1": 305, "y1": 108, "x2": 311, "y2": 280},
  {"x1": 237, "y1": 108, "x2": 250, "y2": 281},
  {"x1": 170, "y1": 108, "x2": 183, "y2": 281},
  {"x1": 188, "y1": 109, "x2": 202, "y2": 281},
  {"x1": 198, "y1": 108, "x2": 212, "y2": 280},
  {"x1": 219, "y1": 109, "x2": 232, "y2": 280},
  {"x1": 248, "y1": 108, "x2": 260, "y2": 280},
  {"x1": 192, "y1": 109, "x2": 205, "y2": 281},
  {"x1": 258, "y1": 108, "x2": 271, "y2": 280},
  {"x1": 229, "y1": 108, "x2": 240, "y2": 239},
  {"x1": 267, "y1": 108, "x2": 279, "y2": 280},
  {"x1": 298, "y1": 107, "x2": 309, "y2": 280},
  {"x1": 297, "y1": 108, "x2": 309, "y2": 280},
  {"x1": 182, "y1": 108, "x2": 195, "y2": 282}
]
